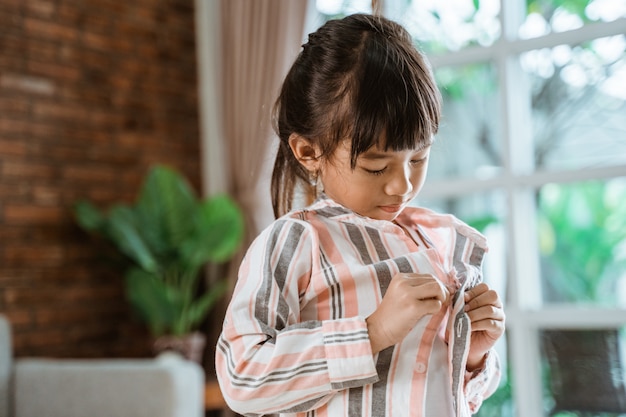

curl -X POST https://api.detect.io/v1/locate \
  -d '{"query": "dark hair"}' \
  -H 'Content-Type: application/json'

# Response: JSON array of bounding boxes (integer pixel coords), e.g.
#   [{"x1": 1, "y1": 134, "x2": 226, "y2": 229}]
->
[{"x1": 271, "y1": 13, "x2": 441, "y2": 218}]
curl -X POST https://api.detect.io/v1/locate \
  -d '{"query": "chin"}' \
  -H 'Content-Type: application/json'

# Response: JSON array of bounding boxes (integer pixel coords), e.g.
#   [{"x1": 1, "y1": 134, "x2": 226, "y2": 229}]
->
[{"x1": 372, "y1": 211, "x2": 399, "y2": 222}]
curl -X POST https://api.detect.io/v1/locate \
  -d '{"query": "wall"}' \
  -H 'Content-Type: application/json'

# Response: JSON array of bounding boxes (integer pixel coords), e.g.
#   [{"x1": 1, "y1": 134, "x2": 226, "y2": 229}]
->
[{"x1": 0, "y1": 0, "x2": 201, "y2": 358}]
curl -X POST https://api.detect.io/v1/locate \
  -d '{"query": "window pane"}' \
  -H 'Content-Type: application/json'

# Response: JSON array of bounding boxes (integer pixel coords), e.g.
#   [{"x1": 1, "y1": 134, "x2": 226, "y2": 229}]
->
[
  {"x1": 428, "y1": 62, "x2": 502, "y2": 181},
  {"x1": 538, "y1": 178, "x2": 626, "y2": 306},
  {"x1": 541, "y1": 328, "x2": 626, "y2": 416},
  {"x1": 522, "y1": 36, "x2": 626, "y2": 171},
  {"x1": 314, "y1": 0, "x2": 372, "y2": 20},
  {"x1": 388, "y1": 0, "x2": 501, "y2": 54},
  {"x1": 521, "y1": 0, "x2": 626, "y2": 39}
]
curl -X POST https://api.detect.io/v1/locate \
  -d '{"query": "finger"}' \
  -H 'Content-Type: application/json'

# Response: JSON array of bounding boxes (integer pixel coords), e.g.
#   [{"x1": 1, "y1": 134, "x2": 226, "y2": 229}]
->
[
  {"x1": 409, "y1": 281, "x2": 449, "y2": 303},
  {"x1": 417, "y1": 299, "x2": 445, "y2": 315},
  {"x1": 399, "y1": 274, "x2": 450, "y2": 305},
  {"x1": 469, "y1": 318, "x2": 506, "y2": 335},
  {"x1": 400, "y1": 273, "x2": 436, "y2": 284},
  {"x1": 464, "y1": 282, "x2": 489, "y2": 301},
  {"x1": 466, "y1": 304, "x2": 505, "y2": 323},
  {"x1": 465, "y1": 289, "x2": 502, "y2": 312}
]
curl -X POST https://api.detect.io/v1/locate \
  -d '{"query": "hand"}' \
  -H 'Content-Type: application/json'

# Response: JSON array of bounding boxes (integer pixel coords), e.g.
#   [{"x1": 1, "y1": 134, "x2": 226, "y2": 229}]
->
[
  {"x1": 464, "y1": 282, "x2": 505, "y2": 371},
  {"x1": 366, "y1": 273, "x2": 450, "y2": 354}
]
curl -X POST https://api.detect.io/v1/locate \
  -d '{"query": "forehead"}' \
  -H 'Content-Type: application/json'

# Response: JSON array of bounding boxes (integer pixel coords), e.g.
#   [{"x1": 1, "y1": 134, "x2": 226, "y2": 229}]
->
[{"x1": 330, "y1": 138, "x2": 432, "y2": 167}]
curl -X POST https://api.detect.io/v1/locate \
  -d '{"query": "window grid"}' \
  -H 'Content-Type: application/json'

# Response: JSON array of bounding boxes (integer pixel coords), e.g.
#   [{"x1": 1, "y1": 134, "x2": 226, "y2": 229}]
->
[
  {"x1": 413, "y1": 4, "x2": 626, "y2": 417},
  {"x1": 304, "y1": 2, "x2": 626, "y2": 416}
]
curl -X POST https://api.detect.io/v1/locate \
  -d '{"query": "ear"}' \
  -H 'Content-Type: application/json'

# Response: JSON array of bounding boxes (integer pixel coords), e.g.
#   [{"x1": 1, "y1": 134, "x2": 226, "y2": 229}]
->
[{"x1": 288, "y1": 134, "x2": 321, "y2": 172}]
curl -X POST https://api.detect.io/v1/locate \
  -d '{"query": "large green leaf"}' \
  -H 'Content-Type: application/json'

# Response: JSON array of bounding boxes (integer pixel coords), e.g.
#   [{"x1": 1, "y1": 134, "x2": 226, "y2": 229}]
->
[
  {"x1": 74, "y1": 200, "x2": 105, "y2": 232},
  {"x1": 107, "y1": 205, "x2": 158, "y2": 273},
  {"x1": 126, "y1": 268, "x2": 178, "y2": 336},
  {"x1": 183, "y1": 194, "x2": 244, "y2": 266},
  {"x1": 135, "y1": 165, "x2": 197, "y2": 256}
]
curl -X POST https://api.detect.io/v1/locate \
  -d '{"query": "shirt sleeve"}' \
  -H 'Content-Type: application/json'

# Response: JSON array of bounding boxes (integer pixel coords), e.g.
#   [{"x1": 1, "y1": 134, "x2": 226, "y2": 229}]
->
[
  {"x1": 215, "y1": 218, "x2": 378, "y2": 416},
  {"x1": 464, "y1": 350, "x2": 501, "y2": 413}
]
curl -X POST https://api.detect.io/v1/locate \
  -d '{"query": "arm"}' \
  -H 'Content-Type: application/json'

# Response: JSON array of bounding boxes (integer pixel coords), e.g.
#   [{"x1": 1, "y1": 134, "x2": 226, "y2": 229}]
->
[
  {"x1": 215, "y1": 219, "x2": 378, "y2": 416},
  {"x1": 464, "y1": 349, "x2": 501, "y2": 413}
]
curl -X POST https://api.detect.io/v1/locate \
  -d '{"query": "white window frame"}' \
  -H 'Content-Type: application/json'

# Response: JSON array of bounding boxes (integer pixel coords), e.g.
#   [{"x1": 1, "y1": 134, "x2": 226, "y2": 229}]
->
[
  {"x1": 403, "y1": 3, "x2": 626, "y2": 416},
  {"x1": 310, "y1": 1, "x2": 626, "y2": 414}
]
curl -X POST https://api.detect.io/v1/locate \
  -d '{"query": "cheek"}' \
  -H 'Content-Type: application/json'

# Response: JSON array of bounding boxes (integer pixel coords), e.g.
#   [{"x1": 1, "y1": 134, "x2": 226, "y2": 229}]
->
[
  {"x1": 320, "y1": 166, "x2": 350, "y2": 193},
  {"x1": 412, "y1": 166, "x2": 429, "y2": 189}
]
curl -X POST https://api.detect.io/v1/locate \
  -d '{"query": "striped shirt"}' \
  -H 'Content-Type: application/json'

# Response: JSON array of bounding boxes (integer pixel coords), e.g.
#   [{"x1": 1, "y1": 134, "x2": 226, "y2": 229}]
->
[{"x1": 216, "y1": 196, "x2": 500, "y2": 417}]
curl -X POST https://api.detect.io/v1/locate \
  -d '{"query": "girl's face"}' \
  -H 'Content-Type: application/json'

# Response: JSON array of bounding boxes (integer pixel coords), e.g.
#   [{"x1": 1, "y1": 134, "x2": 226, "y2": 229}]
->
[{"x1": 319, "y1": 140, "x2": 431, "y2": 221}]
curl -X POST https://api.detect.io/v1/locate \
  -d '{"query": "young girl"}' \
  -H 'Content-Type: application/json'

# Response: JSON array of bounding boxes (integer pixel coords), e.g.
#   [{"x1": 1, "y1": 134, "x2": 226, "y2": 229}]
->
[{"x1": 216, "y1": 13, "x2": 505, "y2": 417}]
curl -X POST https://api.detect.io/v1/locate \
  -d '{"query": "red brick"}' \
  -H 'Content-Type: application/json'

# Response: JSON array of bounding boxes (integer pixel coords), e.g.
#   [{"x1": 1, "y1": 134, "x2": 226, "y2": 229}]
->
[
  {"x1": 32, "y1": 185, "x2": 62, "y2": 205},
  {"x1": 26, "y1": 0, "x2": 56, "y2": 18},
  {"x1": 27, "y1": 61, "x2": 81, "y2": 83},
  {"x1": 0, "y1": 7, "x2": 23, "y2": 30},
  {"x1": 32, "y1": 101, "x2": 87, "y2": 121},
  {"x1": 0, "y1": 139, "x2": 29, "y2": 156},
  {"x1": 4, "y1": 205, "x2": 65, "y2": 224},
  {"x1": 4, "y1": 285, "x2": 122, "y2": 305},
  {"x1": 12, "y1": 328, "x2": 66, "y2": 348},
  {"x1": 83, "y1": 31, "x2": 134, "y2": 54},
  {"x1": 2, "y1": 0, "x2": 200, "y2": 360},
  {"x1": 33, "y1": 305, "x2": 126, "y2": 325},
  {"x1": 56, "y1": 3, "x2": 84, "y2": 27},
  {"x1": 0, "y1": 96, "x2": 30, "y2": 114},
  {"x1": 0, "y1": 186, "x2": 30, "y2": 206},
  {"x1": 2, "y1": 160, "x2": 56, "y2": 179},
  {"x1": 62, "y1": 165, "x2": 117, "y2": 183},
  {"x1": 3, "y1": 245, "x2": 65, "y2": 267},
  {"x1": 2, "y1": 310, "x2": 34, "y2": 330},
  {"x1": 24, "y1": 17, "x2": 79, "y2": 42},
  {"x1": 0, "y1": 0, "x2": 23, "y2": 11}
]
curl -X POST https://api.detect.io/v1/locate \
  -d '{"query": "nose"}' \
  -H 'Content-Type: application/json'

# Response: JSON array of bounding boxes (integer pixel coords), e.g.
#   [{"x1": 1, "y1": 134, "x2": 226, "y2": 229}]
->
[{"x1": 384, "y1": 165, "x2": 413, "y2": 196}]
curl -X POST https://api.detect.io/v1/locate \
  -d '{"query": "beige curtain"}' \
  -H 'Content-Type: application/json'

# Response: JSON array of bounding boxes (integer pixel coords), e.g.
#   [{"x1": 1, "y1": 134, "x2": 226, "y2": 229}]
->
[
  {"x1": 210, "y1": 3, "x2": 307, "y2": 390},
  {"x1": 220, "y1": 0, "x2": 308, "y2": 253}
]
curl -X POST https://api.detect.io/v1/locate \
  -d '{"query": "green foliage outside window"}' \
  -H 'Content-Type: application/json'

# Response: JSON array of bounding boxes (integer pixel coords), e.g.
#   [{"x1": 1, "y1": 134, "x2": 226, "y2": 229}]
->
[{"x1": 539, "y1": 180, "x2": 626, "y2": 304}]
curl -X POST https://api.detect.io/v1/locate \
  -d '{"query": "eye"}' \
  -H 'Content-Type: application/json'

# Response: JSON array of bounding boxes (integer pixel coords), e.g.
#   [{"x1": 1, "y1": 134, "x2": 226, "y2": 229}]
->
[
  {"x1": 364, "y1": 167, "x2": 387, "y2": 176},
  {"x1": 410, "y1": 157, "x2": 427, "y2": 166}
]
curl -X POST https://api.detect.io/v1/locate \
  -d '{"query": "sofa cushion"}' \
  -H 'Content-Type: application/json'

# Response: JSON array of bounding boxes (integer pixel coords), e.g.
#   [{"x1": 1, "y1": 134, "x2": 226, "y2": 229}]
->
[{"x1": 13, "y1": 353, "x2": 204, "y2": 417}]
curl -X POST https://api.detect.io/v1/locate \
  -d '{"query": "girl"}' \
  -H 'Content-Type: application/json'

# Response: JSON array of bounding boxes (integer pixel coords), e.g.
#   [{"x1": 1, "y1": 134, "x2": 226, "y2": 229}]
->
[{"x1": 216, "y1": 13, "x2": 505, "y2": 417}]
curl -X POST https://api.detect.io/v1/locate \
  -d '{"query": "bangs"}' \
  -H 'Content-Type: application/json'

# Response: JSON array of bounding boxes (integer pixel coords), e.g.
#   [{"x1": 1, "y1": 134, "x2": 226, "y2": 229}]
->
[{"x1": 341, "y1": 31, "x2": 441, "y2": 167}]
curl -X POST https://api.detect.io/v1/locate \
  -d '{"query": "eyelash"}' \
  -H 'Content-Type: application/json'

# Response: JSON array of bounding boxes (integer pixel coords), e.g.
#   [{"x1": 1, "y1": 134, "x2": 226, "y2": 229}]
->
[
  {"x1": 364, "y1": 159, "x2": 425, "y2": 176},
  {"x1": 366, "y1": 168, "x2": 387, "y2": 176}
]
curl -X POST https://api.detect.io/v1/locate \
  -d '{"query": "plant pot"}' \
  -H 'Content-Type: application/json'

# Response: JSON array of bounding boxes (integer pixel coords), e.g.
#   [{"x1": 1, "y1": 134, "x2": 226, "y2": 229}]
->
[{"x1": 153, "y1": 332, "x2": 207, "y2": 363}]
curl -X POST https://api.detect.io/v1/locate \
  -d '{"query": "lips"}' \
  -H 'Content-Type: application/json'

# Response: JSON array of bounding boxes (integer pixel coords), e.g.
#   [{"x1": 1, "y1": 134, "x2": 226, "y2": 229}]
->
[{"x1": 379, "y1": 204, "x2": 403, "y2": 213}]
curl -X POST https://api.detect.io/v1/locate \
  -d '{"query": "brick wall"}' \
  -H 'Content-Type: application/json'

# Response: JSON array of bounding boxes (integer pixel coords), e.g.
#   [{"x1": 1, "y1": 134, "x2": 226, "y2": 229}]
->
[{"x1": 0, "y1": 0, "x2": 201, "y2": 358}]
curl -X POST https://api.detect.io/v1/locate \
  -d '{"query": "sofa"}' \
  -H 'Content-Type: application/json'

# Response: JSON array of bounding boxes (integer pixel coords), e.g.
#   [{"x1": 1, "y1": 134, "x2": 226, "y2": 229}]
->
[{"x1": 0, "y1": 315, "x2": 205, "y2": 417}]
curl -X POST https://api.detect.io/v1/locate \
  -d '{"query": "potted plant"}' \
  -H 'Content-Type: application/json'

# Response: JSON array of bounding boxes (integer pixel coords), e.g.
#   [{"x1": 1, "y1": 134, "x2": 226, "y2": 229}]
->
[{"x1": 74, "y1": 164, "x2": 244, "y2": 362}]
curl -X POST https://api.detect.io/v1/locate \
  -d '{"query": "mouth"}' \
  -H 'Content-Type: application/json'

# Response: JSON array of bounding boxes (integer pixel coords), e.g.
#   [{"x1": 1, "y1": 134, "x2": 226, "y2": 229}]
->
[{"x1": 378, "y1": 204, "x2": 404, "y2": 214}]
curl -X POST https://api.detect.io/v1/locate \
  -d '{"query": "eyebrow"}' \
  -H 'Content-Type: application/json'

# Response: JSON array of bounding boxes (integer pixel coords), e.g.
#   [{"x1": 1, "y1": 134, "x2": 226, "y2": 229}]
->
[{"x1": 360, "y1": 146, "x2": 431, "y2": 161}]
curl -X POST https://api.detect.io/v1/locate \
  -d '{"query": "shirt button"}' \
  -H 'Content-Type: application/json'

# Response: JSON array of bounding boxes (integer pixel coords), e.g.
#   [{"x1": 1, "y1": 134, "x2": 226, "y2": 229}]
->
[{"x1": 415, "y1": 362, "x2": 427, "y2": 373}]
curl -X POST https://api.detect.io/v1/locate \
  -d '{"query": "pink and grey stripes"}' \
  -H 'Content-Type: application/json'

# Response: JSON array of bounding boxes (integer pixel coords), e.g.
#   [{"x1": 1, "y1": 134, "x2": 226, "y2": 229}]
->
[{"x1": 216, "y1": 197, "x2": 500, "y2": 417}]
